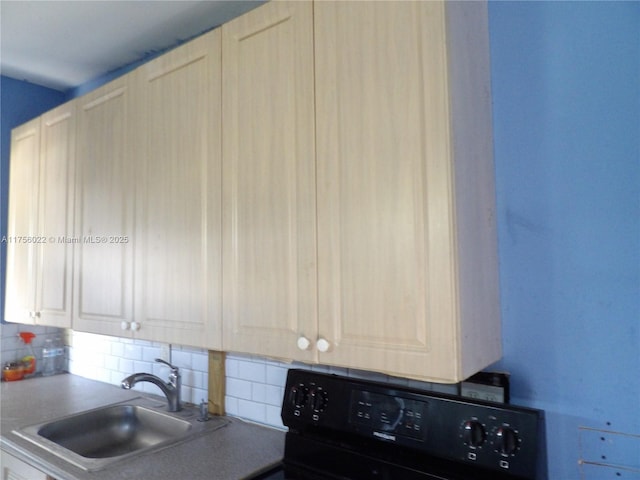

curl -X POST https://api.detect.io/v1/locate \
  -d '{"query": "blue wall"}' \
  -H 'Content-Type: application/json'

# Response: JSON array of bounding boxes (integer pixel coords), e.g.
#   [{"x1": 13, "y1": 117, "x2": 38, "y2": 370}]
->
[
  {"x1": 0, "y1": 76, "x2": 67, "y2": 322},
  {"x1": 489, "y1": 1, "x2": 639, "y2": 478},
  {"x1": 1, "y1": 3, "x2": 639, "y2": 478}
]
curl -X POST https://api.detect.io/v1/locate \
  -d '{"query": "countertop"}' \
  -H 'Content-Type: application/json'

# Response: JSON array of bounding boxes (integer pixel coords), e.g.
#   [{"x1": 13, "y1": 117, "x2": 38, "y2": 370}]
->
[{"x1": 1, "y1": 374, "x2": 285, "y2": 480}]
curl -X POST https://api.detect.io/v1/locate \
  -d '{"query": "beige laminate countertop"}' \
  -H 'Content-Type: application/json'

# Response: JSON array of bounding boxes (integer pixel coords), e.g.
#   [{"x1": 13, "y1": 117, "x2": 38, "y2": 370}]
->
[{"x1": 1, "y1": 374, "x2": 284, "y2": 480}]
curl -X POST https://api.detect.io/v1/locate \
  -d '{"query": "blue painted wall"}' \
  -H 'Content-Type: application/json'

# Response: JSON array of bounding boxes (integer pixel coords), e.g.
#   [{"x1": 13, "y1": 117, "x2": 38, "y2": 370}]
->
[
  {"x1": 0, "y1": 76, "x2": 67, "y2": 323},
  {"x1": 1, "y1": 3, "x2": 638, "y2": 478},
  {"x1": 489, "y1": 1, "x2": 639, "y2": 478}
]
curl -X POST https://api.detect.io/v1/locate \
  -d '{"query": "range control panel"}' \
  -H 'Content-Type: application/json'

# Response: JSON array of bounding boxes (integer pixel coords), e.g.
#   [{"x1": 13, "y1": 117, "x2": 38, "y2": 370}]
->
[
  {"x1": 350, "y1": 390, "x2": 428, "y2": 441},
  {"x1": 281, "y1": 369, "x2": 546, "y2": 480}
]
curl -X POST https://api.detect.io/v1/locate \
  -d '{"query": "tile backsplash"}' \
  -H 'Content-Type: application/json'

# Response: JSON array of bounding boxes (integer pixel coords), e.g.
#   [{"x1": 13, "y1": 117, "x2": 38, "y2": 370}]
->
[
  {"x1": 66, "y1": 330, "x2": 210, "y2": 407},
  {"x1": 0, "y1": 323, "x2": 65, "y2": 371},
  {"x1": 1, "y1": 324, "x2": 458, "y2": 430}
]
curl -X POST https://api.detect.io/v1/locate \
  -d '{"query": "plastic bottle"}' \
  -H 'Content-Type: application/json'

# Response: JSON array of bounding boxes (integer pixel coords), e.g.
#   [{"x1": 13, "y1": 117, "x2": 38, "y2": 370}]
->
[
  {"x1": 18, "y1": 332, "x2": 36, "y2": 376},
  {"x1": 42, "y1": 338, "x2": 56, "y2": 376},
  {"x1": 53, "y1": 336, "x2": 65, "y2": 374}
]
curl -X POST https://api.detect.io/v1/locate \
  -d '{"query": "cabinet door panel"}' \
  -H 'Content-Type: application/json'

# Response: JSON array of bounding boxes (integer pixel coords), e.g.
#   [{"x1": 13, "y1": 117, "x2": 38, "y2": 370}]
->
[
  {"x1": 315, "y1": 1, "x2": 459, "y2": 381},
  {"x1": 135, "y1": 30, "x2": 221, "y2": 348},
  {"x1": 4, "y1": 120, "x2": 40, "y2": 324},
  {"x1": 1, "y1": 450, "x2": 50, "y2": 480},
  {"x1": 74, "y1": 77, "x2": 134, "y2": 336},
  {"x1": 222, "y1": 1, "x2": 317, "y2": 361},
  {"x1": 37, "y1": 103, "x2": 75, "y2": 328}
]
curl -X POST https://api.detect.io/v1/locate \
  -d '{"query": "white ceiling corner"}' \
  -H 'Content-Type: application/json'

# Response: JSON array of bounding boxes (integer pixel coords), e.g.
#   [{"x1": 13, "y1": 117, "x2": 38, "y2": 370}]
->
[{"x1": 0, "y1": 0, "x2": 265, "y2": 91}]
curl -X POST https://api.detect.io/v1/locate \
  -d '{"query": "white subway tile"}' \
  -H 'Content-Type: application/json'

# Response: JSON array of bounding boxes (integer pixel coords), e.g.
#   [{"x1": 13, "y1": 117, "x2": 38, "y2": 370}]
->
[
  {"x1": 237, "y1": 360, "x2": 266, "y2": 383},
  {"x1": 119, "y1": 358, "x2": 134, "y2": 374},
  {"x1": 110, "y1": 370, "x2": 124, "y2": 386},
  {"x1": 181, "y1": 385, "x2": 194, "y2": 405},
  {"x1": 153, "y1": 363, "x2": 171, "y2": 377},
  {"x1": 266, "y1": 364, "x2": 288, "y2": 387},
  {"x1": 191, "y1": 352, "x2": 208, "y2": 373},
  {"x1": 181, "y1": 368, "x2": 196, "y2": 388},
  {"x1": 192, "y1": 388, "x2": 208, "y2": 405},
  {"x1": 227, "y1": 378, "x2": 252, "y2": 400},
  {"x1": 237, "y1": 399, "x2": 266, "y2": 424},
  {"x1": 225, "y1": 357, "x2": 239, "y2": 378},
  {"x1": 85, "y1": 351, "x2": 105, "y2": 368},
  {"x1": 140, "y1": 381, "x2": 167, "y2": 397},
  {"x1": 104, "y1": 355, "x2": 120, "y2": 371},
  {"x1": 191, "y1": 371, "x2": 206, "y2": 390},
  {"x1": 123, "y1": 343, "x2": 142, "y2": 361},
  {"x1": 142, "y1": 345, "x2": 161, "y2": 362},
  {"x1": 266, "y1": 405, "x2": 285, "y2": 430},
  {"x1": 225, "y1": 396, "x2": 239, "y2": 416},
  {"x1": 96, "y1": 368, "x2": 112, "y2": 384},
  {"x1": 265, "y1": 385, "x2": 284, "y2": 407},
  {"x1": 133, "y1": 360, "x2": 149, "y2": 373},
  {"x1": 171, "y1": 349, "x2": 192, "y2": 368},
  {"x1": 111, "y1": 341, "x2": 125, "y2": 358},
  {"x1": 252, "y1": 383, "x2": 267, "y2": 402}
]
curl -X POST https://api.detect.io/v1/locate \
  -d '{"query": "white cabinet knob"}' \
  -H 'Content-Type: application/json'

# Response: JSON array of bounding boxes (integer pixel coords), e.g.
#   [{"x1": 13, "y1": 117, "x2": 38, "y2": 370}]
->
[
  {"x1": 316, "y1": 338, "x2": 331, "y2": 353},
  {"x1": 121, "y1": 321, "x2": 130, "y2": 331},
  {"x1": 297, "y1": 336, "x2": 311, "y2": 351},
  {"x1": 131, "y1": 321, "x2": 141, "y2": 332},
  {"x1": 34, "y1": 311, "x2": 41, "y2": 318}
]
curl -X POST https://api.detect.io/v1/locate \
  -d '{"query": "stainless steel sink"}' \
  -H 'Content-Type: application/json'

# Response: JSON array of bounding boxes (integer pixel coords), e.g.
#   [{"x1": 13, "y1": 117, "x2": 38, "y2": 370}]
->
[{"x1": 14, "y1": 397, "x2": 229, "y2": 471}]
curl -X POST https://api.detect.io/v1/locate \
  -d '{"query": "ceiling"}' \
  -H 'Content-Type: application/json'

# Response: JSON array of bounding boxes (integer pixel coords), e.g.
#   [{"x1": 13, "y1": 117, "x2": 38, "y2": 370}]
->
[{"x1": 0, "y1": 0, "x2": 264, "y2": 92}]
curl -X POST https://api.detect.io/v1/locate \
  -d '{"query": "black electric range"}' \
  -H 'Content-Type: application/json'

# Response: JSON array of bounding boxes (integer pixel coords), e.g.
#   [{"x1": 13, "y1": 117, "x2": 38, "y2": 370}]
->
[{"x1": 247, "y1": 369, "x2": 547, "y2": 480}]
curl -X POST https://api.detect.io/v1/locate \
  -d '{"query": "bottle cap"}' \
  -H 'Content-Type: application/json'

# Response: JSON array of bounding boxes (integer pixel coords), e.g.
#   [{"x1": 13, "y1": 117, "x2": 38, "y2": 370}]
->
[{"x1": 18, "y1": 332, "x2": 36, "y2": 344}]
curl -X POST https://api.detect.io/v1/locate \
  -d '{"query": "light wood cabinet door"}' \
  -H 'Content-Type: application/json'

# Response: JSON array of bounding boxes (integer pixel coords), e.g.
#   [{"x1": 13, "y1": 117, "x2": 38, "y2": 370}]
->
[
  {"x1": 74, "y1": 75, "x2": 135, "y2": 337},
  {"x1": 314, "y1": 1, "x2": 500, "y2": 382},
  {"x1": 4, "y1": 102, "x2": 75, "y2": 329},
  {"x1": 134, "y1": 29, "x2": 222, "y2": 348},
  {"x1": 36, "y1": 102, "x2": 76, "y2": 328},
  {"x1": 4, "y1": 119, "x2": 40, "y2": 325},
  {"x1": 221, "y1": 0, "x2": 317, "y2": 361},
  {"x1": 1, "y1": 450, "x2": 52, "y2": 480}
]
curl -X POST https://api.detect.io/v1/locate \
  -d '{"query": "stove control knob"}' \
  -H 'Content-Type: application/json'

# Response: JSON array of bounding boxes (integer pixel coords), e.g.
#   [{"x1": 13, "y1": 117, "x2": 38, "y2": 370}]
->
[
  {"x1": 463, "y1": 420, "x2": 486, "y2": 447},
  {"x1": 495, "y1": 426, "x2": 519, "y2": 456},
  {"x1": 310, "y1": 388, "x2": 327, "y2": 412},
  {"x1": 289, "y1": 384, "x2": 308, "y2": 408}
]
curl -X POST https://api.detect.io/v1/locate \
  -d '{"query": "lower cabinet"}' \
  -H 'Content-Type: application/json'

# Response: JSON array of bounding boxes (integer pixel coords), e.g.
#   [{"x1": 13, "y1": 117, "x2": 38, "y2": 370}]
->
[{"x1": 1, "y1": 450, "x2": 54, "y2": 480}]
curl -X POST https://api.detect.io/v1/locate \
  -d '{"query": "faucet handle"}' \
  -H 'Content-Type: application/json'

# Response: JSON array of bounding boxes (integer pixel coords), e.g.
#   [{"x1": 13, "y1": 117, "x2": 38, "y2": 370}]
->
[{"x1": 155, "y1": 358, "x2": 179, "y2": 372}]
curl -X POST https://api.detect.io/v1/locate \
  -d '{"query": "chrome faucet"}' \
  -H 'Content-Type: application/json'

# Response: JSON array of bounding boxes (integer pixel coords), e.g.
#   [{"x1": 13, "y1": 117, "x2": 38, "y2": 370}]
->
[{"x1": 121, "y1": 358, "x2": 182, "y2": 412}]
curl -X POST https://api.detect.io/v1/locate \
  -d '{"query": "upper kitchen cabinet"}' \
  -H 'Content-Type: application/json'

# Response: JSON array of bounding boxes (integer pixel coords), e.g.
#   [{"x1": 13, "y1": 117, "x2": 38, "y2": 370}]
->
[
  {"x1": 73, "y1": 74, "x2": 135, "y2": 337},
  {"x1": 133, "y1": 29, "x2": 222, "y2": 348},
  {"x1": 5, "y1": 119, "x2": 40, "y2": 325},
  {"x1": 314, "y1": 1, "x2": 500, "y2": 382},
  {"x1": 4, "y1": 101, "x2": 76, "y2": 328},
  {"x1": 221, "y1": 1, "x2": 317, "y2": 361}
]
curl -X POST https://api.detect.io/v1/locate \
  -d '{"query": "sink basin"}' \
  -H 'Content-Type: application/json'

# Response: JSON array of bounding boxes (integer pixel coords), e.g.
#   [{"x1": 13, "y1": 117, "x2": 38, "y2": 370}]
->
[
  {"x1": 14, "y1": 397, "x2": 229, "y2": 471},
  {"x1": 37, "y1": 404, "x2": 191, "y2": 458}
]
